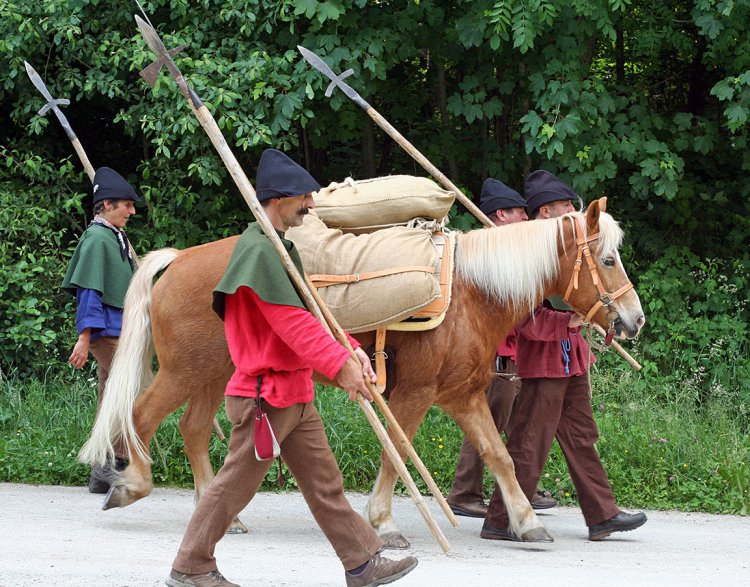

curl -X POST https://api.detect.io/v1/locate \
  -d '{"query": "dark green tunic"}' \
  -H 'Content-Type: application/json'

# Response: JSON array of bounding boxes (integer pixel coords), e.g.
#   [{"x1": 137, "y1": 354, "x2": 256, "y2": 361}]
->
[
  {"x1": 61, "y1": 224, "x2": 134, "y2": 308},
  {"x1": 212, "y1": 222, "x2": 306, "y2": 320}
]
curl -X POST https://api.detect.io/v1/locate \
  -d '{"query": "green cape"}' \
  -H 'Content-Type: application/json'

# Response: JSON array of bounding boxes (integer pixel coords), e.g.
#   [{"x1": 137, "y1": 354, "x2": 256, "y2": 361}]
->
[
  {"x1": 546, "y1": 295, "x2": 574, "y2": 312},
  {"x1": 212, "y1": 222, "x2": 306, "y2": 320},
  {"x1": 61, "y1": 224, "x2": 135, "y2": 308}
]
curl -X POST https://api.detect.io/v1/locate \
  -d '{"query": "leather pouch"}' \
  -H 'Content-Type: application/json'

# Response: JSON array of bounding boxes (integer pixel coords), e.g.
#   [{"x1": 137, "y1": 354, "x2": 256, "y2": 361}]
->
[
  {"x1": 254, "y1": 400, "x2": 281, "y2": 461},
  {"x1": 254, "y1": 375, "x2": 280, "y2": 461}
]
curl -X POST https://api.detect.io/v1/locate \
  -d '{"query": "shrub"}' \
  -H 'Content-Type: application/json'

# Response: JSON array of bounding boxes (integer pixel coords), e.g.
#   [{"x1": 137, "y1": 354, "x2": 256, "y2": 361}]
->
[
  {"x1": 0, "y1": 149, "x2": 88, "y2": 378},
  {"x1": 634, "y1": 247, "x2": 750, "y2": 430}
]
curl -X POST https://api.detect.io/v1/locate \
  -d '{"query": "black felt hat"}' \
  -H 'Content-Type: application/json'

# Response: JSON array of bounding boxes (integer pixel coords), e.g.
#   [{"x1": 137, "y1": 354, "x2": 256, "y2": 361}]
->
[
  {"x1": 92, "y1": 167, "x2": 140, "y2": 204},
  {"x1": 256, "y1": 149, "x2": 321, "y2": 202},
  {"x1": 524, "y1": 170, "x2": 579, "y2": 217},
  {"x1": 479, "y1": 178, "x2": 526, "y2": 217}
]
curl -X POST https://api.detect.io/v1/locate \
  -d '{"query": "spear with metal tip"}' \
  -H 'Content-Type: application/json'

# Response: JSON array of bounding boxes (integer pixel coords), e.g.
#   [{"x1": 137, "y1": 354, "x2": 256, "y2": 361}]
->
[
  {"x1": 133, "y1": 14, "x2": 456, "y2": 552},
  {"x1": 24, "y1": 61, "x2": 140, "y2": 267},
  {"x1": 297, "y1": 46, "x2": 494, "y2": 228},
  {"x1": 298, "y1": 49, "x2": 643, "y2": 371},
  {"x1": 24, "y1": 61, "x2": 95, "y2": 182}
]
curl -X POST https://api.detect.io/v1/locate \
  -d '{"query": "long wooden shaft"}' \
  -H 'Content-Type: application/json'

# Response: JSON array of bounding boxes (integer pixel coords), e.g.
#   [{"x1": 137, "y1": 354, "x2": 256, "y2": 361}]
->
[
  {"x1": 591, "y1": 323, "x2": 642, "y2": 371},
  {"x1": 306, "y1": 279, "x2": 458, "y2": 530},
  {"x1": 187, "y1": 101, "x2": 451, "y2": 551},
  {"x1": 365, "y1": 108, "x2": 494, "y2": 228},
  {"x1": 71, "y1": 136, "x2": 95, "y2": 182},
  {"x1": 357, "y1": 395, "x2": 450, "y2": 552}
]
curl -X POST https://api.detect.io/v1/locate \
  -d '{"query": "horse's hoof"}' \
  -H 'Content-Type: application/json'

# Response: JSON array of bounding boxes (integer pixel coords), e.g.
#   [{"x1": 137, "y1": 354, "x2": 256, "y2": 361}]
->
[
  {"x1": 520, "y1": 527, "x2": 554, "y2": 542},
  {"x1": 226, "y1": 517, "x2": 249, "y2": 534},
  {"x1": 101, "y1": 483, "x2": 134, "y2": 510},
  {"x1": 380, "y1": 532, "x2": 411, "y2": 549}
]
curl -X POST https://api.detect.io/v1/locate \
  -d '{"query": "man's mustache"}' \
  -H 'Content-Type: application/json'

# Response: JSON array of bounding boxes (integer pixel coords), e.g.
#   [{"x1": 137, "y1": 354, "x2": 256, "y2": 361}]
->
[{"x1": 298, "y1": 207, "x2": 310, "y2": 216}]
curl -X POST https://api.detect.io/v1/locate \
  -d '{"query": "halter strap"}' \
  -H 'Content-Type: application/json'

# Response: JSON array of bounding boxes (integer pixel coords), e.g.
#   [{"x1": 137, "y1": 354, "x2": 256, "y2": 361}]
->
[{"x1": 562, "y1": 215, "x2": 633, "y2": 335}]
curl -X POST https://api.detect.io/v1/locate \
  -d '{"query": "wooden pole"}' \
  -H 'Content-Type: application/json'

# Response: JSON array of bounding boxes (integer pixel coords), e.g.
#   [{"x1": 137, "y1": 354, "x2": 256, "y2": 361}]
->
[
  {"x1": 590, "y1": 323, "x2": 642, "y2": 371},
  {"x1": 365, "y1": 108, "x2": 494, "y2": 228}
]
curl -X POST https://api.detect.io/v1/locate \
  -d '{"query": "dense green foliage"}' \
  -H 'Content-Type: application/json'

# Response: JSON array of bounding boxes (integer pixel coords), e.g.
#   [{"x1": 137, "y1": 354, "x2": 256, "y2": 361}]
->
[{"x1": 1, "y1": 1, "x2": 748, "y2": 511}]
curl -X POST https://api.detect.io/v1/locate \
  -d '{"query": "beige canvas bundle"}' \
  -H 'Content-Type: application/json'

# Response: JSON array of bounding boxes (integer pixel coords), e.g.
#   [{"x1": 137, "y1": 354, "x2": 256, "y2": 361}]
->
[
  {"x1": 313, "y1": 175, "x2": 455, "y2": 232},
  {"x1": 287, "y1": 213, "x2": 442, "y2": 333}
]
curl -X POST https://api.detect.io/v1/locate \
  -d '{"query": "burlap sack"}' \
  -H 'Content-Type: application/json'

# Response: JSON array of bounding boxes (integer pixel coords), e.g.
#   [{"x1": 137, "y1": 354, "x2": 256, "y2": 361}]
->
[
  {"x1": 287, "y1": 212, "x2": 441, "y2": 333},
  {"x1": 313, "y1": 175, "x2": 455, "y2": 231}
]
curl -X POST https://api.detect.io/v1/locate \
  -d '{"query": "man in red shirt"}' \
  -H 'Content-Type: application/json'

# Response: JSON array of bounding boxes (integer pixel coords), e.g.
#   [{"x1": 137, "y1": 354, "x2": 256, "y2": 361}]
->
[
  {"x1": 167, "y1": 149, "x2": 418, "y2": 587},
  {"x1": 447, "y1": 178, "x2": 556, "y2": 518},
  {"x1": 481, "y1": 170, "x2": 647, "y2": 542}
]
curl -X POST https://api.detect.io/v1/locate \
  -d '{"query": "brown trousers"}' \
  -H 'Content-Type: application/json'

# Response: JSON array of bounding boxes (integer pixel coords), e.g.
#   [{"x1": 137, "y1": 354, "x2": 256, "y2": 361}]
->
[
  {"x1": 172, "y1": 395, "x2": 384, "y2": 575},
  {"x1": 485, "y1": 373, "x2": 620, "y2": 528},
  {"x1": 89, "y1": 336, "x2": 118, "y2": 413},
  {"x1": 447, "y1": 361, "x2": 520, "y2": 504},
  {"x1": 89, "y1": 336, "x2": 125, "y2": 458}
]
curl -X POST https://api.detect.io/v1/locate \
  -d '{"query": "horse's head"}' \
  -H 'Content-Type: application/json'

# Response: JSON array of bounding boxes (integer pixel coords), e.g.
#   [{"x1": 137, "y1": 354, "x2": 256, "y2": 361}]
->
[{"x1": 556, "y1": 197, "x2": 645, "y2": 340}]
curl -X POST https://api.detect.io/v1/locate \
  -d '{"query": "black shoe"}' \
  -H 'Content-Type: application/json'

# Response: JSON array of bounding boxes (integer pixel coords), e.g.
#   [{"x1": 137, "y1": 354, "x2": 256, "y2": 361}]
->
[
  {"x1": 479, "y1": 522, "x2": 520, "y2": 541},
  {"x1": 588, "y1": 511, "x2": 647, "y2": 541},
  {"x1": 448, "y1": 500, "x2": 488, "y2": 518}
]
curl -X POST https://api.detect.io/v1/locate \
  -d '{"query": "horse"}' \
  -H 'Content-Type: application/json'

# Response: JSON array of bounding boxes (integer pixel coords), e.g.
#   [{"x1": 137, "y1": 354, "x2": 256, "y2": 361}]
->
[{"x1": 80, "y1": 198, "x2": 644, "y2": 547}]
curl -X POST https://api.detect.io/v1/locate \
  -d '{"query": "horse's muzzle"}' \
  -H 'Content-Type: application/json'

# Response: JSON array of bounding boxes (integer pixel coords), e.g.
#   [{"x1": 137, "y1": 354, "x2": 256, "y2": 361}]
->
[{"x1": 614, "y1": 314, "x2": 645, "y2": 339}]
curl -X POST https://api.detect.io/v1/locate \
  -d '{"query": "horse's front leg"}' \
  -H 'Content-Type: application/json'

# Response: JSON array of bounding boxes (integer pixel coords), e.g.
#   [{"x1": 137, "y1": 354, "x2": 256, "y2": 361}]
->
[
  {"x1": 180, "y1": 381, "x2": 248, "y2": 535},
  {"x1": 366, "y1": 387, "x2": 433, "y2": 549},
  {"x1": 445, "y1": 395, "x2": 553, "y2": 542}
]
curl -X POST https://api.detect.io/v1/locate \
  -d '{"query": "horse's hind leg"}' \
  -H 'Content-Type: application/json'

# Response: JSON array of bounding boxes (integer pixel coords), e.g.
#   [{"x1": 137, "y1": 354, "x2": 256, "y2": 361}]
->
[
  {"x1": 103, "y1": 372, "x2": 185, "y2": 510},
  {"x1": 180, "y1": 380, "x2": 248, "y2": 534},
  {"x1": 443, "y1": 395, "x2": 552, "y2": 542},
  {"x1": 366, "y1": 387, "x2": 432, "y2": 550}
]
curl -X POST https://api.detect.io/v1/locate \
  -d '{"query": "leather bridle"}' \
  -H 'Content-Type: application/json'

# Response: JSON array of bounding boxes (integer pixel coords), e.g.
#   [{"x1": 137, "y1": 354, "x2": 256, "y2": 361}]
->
[{"x1": 562, "y1": 214, "x2": 633, "y2": 339}]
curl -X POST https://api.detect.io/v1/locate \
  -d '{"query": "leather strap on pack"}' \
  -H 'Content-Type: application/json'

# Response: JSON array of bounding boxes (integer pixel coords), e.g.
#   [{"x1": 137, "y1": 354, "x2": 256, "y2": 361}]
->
[
  {"x1": 309, "y1": 265, "x2": 436, "y2": 288},
  {"x1": 374, "y1": 327, "x2": 388, "y2": 394}
]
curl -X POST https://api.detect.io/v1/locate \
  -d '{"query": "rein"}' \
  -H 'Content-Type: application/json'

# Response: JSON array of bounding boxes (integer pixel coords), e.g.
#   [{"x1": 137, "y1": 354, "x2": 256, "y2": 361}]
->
[{"x1": 562, "y1": 214, "x2": 633, "y2": 344}]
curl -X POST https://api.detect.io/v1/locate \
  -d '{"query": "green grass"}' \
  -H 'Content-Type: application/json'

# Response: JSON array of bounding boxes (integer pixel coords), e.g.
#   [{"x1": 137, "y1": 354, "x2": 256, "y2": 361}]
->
[{"x1": 1, "y1": 367, "x2": 748, "y2": 515}]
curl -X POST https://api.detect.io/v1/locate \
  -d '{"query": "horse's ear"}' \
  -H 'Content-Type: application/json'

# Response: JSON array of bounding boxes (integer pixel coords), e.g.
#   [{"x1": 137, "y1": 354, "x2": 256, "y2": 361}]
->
[{"x1": 586, "y1": 197, "x2": 606, "y2": 232}]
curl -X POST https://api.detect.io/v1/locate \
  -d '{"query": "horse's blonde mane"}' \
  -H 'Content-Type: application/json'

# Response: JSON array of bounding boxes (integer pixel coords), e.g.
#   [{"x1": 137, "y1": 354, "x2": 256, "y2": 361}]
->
[{"x1": 456, "y1": 209, "x2": 623, "y2": 312}]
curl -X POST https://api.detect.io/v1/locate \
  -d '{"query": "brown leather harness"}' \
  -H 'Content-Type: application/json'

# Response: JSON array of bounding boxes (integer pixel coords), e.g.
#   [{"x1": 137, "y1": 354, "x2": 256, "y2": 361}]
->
[{"x1": 562, "y1": 214, "x2": 634, "y2": 343}]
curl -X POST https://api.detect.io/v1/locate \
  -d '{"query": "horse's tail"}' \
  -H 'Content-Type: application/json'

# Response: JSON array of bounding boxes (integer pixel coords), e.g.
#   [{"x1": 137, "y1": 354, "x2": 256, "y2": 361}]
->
[{"x1": 78, "y1": 247, "x2": 180, "y2": 467}]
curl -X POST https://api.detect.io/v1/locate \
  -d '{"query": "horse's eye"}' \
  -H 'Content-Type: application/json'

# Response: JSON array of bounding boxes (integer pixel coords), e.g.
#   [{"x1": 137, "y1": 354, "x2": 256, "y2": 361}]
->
[{"x1": 603, "y1": 257, "x2": 615, "y2": 267}]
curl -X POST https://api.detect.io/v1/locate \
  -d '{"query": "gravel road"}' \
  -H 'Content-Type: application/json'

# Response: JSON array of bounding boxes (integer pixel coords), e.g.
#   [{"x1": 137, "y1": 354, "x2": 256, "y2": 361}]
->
[{"x1": 0, "y1": 482, "x2": 748, "y2": 586}]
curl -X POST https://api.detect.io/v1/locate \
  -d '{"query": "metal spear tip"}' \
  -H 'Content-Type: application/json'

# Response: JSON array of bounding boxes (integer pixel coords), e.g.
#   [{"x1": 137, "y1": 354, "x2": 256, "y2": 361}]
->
[
  {"x1": 23, "y1": 59, "x2": 71, "y2": 116},
  {"x1": 296, "y1": 46, "x2": 366, "y2": 106},
  {"x1": 134, "y1": 14, "x2": 166, "y2": 57},
  {"x1": 23, "y1": 60, "x2": 37, "y2": 77},
  {"x1": 297, "y1": 46, "x2": 336, "y2": 80}
]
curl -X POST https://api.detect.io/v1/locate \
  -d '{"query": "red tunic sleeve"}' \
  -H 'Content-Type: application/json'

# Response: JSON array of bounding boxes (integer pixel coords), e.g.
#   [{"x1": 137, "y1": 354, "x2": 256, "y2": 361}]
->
[
  {"x1": 223, "y1": 286, "x2": 354, "y2": 407},
  {"x1": 514, "y1": 306, "x2": 595, "y2": 378},
  {"x1": 515, "y1": 306, "x2": 571, "y2": 341},
  {"x1": 254, "y1": 292, "x2": 353, "y2": 379}
]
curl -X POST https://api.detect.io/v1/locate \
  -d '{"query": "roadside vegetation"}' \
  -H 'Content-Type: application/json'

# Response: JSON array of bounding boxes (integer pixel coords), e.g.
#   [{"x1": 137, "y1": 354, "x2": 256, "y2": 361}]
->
[{"x1": 1, "y1": 358, "x2": 747, "y2": 515}]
